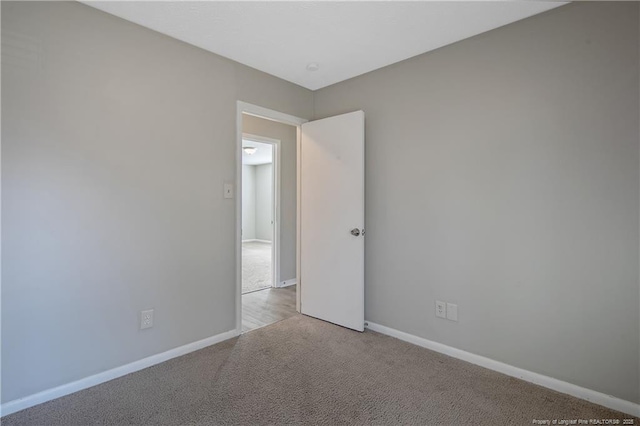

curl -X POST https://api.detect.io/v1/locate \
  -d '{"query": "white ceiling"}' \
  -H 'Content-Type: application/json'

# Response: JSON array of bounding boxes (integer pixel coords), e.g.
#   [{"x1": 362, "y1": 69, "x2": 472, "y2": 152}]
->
[
  {"x1": 242, "y1": 140, "x2": 273, "y2": 166},
  {"x1": 83, "y1": 1, "x2": 565, "y2": 91}
]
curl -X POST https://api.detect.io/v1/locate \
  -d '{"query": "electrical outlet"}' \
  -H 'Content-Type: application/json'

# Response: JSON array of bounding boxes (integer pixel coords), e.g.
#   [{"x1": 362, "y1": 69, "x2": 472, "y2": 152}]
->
[
  {"x1": 435, "y1": 301, "x2": 446, "y2": 319},
  {"x1": 446, "y1": 303, "x2": 458, "y2": 322},
  {"x1": 140, "y1": 309, "x2": 154, "y2": 330}
]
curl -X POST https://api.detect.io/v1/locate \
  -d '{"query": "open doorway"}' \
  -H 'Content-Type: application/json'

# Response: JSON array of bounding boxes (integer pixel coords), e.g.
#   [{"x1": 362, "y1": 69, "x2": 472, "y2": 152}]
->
[
  {"x1": 237, "y1": 103, "x2": 365, "y2": 334},
  {"x1": 238, "y1": 108, "x2": 305, "y2": 333},
  {"x1": 241, "y1": 138, "x2": 276, "y2": 294}
]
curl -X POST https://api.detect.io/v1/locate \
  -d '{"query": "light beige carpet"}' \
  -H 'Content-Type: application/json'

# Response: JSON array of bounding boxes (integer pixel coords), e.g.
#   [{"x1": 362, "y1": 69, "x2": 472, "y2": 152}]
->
[
  {"x1": 242, "y1": 241, "x2": 272, "y2": 294},
  {"x1": 3, "y1": 315, "x2": 636, "y2": 425}
]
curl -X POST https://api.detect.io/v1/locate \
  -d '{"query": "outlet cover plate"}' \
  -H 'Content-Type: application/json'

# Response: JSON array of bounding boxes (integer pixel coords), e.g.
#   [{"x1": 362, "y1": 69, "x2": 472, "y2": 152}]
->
[
  {"x1": 140, "y1": 309, "x2": 154, "y2": 330},
  {"x1": 446, "y1": 303, "x2": 458, "y2": 321},
  {"x1": 435, "y1": 301, "x2": 446, "y2": 319}
]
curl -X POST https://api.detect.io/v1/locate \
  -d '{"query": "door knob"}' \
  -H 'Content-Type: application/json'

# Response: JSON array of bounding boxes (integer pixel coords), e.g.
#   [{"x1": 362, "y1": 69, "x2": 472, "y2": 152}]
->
[{"x1": 350, "y1": 228, "x2": 361, "y2": 237}]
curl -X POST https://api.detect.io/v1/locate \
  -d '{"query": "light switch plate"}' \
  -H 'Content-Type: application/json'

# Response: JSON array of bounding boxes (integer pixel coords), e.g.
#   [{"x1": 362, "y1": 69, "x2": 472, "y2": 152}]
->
[
  {"x1": 223, "y1": 183, "x2": 234, "y2": 199},
  {"x1": 435, "y1": 301, "x2": 446, "y2": 319}
]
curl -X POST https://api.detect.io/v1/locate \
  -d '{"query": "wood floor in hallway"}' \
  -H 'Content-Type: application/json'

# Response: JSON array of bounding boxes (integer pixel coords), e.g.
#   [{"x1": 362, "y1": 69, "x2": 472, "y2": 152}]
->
[{"x1": 242, "y1": 286, "x2": 296, "y2": 332}]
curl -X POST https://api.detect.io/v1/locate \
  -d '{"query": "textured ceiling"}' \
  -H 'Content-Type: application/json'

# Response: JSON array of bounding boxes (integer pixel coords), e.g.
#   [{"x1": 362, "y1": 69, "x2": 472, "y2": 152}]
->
[{"x1": 83, "y1": 1, "x2": 566, "y2": 90}]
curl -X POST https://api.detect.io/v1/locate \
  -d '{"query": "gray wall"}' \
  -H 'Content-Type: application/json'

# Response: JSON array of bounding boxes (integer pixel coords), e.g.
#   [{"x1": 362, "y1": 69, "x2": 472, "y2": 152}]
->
[
  {"x1": 241, "y1": 165, "x2": 256, "y2": 240},
  {"x1": 255, "y1": 164, "x2": 273, "y2": 242},
  {"x1": 3, "y1": 0, "x2": 639, "y2": 408},
  {"x1": 242, "y1": 115, "x2": 297, "y2": 283},
  {"x1": 1, "y1": 1, "x2": 312, "y2": 403},
  {"x1": 314, "y1": 2, "x2": 640, "y2": 403}
]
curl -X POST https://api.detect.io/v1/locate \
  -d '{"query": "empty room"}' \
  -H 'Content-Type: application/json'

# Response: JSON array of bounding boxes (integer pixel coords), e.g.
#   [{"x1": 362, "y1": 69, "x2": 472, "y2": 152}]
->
[{"x1": 1, "y1": 1, "x2": 639, "y2": 425}]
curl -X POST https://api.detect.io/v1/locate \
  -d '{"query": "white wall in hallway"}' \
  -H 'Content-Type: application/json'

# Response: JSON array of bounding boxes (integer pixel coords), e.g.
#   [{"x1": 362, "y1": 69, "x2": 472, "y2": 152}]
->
[
  {"x1": 241, "y1": 165, "x2": 256, "y2": 240},
  {"x1": 242, "y1": 163, "x2": 272, "y2": 242},
  {"x1": 255, "y1": 163, "x2": 273, "y2": 242}
]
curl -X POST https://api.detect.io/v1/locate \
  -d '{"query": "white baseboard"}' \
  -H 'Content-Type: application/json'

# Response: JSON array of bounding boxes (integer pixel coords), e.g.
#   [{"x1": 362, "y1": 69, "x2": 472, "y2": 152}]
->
[
  {"x1": 0, "y1": 329, "x2": 238, "y2": 418},
  {"x1": 277, "y1": 279, "x2": 296, "y2": 288},
  {"x1": 365, "y1": 321, "x2": 640, "y2": 418},
  {"x1": 241, "y1": 239, "x2": 271, "y2": 244},
  {"x1": 6, "y1": 323, "x2": 636, "y2": 418}
]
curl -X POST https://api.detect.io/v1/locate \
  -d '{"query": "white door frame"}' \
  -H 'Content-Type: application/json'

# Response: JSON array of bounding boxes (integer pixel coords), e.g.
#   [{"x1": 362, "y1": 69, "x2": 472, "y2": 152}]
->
[
  {"x1": 241, "y1": 132, "x2": 280, "y2": 291},
  {"x1": 235, "y1": 101, "x2": 307, "y2": 334}
]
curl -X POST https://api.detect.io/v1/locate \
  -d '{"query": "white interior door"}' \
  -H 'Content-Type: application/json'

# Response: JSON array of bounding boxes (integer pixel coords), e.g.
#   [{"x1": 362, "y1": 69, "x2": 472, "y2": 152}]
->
[{"x1": 300, "y1": 110, "x2": 365, "y2": 331}]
